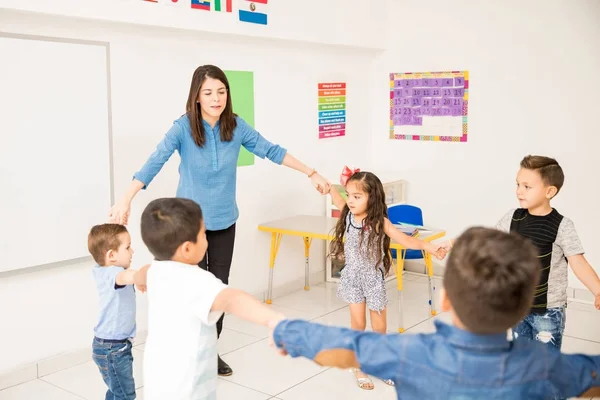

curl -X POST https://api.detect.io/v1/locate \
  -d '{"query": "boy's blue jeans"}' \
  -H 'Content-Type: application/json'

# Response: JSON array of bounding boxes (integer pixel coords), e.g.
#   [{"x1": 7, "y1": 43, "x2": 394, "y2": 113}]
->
[
  {"x1": 513, "y1": 307, "x2": 566, "y2": 400},
  {"x1": 92, "y1": 337, "x2": 136, "y2": 400},
  {"x1": 512, "y1": 306, "x2": 566, "y2": 350}
]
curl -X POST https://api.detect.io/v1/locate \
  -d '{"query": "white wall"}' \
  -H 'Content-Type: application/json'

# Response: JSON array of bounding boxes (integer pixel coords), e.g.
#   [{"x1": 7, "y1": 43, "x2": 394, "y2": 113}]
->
[
  {"x1": 372, "y1": 0, "x2": 600, "y2": 288},
  {"x1": 4, "y1": 0, "x2": 599, "y2": 378},
  {"x1": 0, "y1": 0, "x2": 386, "y2": 49},
  {"x1": 0, "y1": 9, "x2": 379, "y2": 374}
]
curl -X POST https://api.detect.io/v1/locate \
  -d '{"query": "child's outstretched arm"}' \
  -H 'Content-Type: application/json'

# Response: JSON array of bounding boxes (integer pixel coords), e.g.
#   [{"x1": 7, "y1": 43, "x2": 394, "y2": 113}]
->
[
  {"x1": 327, "y1": 184, "x2": 347, "y2": 211},
  {"x1": 383, "y1": 219, "x2": 446, "y2": 260},
  {"x1": 115, "y1": 264, "x2": 150, "y2": 290},
  {"x1": 270, "y1": 319, "x2": 403, "y2": 382},
  {"x1": 550, "y1": 352, "x2": 600, "y2": 398},
  {"x1": 212, "y1": 288, "x2": 285, "y2": 326},
  {"x1": 568, "y1": 255, "x2": 600, "y2": 310}
]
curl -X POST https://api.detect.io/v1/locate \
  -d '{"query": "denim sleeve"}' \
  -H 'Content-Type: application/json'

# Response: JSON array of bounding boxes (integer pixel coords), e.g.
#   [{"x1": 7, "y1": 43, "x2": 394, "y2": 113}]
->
[
  {"x1": 550, "y1": 353, "x2": 600, "y2": 398},
  {"x1": 273, "y1": 319, "x2": 403, "y2": 381},
  {"x1": 237, "y1": 117, "x2": 287, "y2": 164},
  {"x1": 133, "y1": 121, "x2": 183, "y2": 189}
]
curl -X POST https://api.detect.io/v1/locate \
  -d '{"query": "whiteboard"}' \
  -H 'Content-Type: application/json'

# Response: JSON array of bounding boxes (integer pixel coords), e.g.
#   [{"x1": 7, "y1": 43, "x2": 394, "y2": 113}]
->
[{"x1": 0, "y1": 33, "x2": 112, "y2": 273}]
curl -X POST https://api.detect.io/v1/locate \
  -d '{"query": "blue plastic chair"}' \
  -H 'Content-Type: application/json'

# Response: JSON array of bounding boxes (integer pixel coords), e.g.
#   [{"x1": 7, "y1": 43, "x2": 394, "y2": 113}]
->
[{"x1": 388, "y1": 204, "x2": 424, "y2": 260}]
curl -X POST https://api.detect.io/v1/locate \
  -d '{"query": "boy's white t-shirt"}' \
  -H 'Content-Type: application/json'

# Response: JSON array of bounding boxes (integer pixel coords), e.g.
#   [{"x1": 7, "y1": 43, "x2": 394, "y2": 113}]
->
[{"x1": 143, "y1": 260, "x2": 227, "y2": 400}]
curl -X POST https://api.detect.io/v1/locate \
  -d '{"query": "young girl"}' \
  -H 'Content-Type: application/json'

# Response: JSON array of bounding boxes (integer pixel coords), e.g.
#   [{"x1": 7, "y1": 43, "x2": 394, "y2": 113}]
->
[{"x1": 325, "y1": 167, "x2": 447, "y2": 390}]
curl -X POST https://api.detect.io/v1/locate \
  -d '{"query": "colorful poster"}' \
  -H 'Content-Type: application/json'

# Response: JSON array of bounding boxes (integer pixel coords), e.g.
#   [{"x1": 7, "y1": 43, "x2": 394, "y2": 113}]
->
[
  {"x1": 389, "y1": 71, "x2": 469, "y2": 142},
  {"x1": 225, "y1": 70, "x2": 255, "y2": 166},
  {"x1": 318, "y1": 82, "x2": 346, "y2": 139}
]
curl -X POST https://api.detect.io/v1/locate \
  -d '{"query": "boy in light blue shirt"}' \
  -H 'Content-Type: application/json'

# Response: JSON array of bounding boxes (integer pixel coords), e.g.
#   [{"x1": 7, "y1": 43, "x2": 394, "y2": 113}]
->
[{"x1": 88, "y1": 224, "x2": 148, "y2": 400}]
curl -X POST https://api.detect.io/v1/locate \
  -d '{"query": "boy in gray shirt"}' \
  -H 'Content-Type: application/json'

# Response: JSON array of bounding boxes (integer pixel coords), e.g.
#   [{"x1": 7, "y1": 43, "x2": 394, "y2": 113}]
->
[{"x1": 496, "y1": 155, "x2": 600, "y2": 351}]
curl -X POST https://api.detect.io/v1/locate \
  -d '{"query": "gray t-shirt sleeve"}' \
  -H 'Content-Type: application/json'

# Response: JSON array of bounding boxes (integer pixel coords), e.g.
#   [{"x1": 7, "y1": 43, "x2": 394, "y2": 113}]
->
[
  {"x1": 556, "y1": 217, "x2": 585, "y2": 257},
  {"x1": 495, "y1": 209, "x2": 515, "y2": 232}
]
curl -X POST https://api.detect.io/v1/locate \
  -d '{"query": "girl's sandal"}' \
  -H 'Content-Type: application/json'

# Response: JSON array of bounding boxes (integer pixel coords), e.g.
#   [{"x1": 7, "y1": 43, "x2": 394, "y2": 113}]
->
[
  {"x1": 382, "y1": 379, "x2": 395, "y2": 386},
  {"x1": 350, "y1": 368, "x2": 374, "y2": 390}
]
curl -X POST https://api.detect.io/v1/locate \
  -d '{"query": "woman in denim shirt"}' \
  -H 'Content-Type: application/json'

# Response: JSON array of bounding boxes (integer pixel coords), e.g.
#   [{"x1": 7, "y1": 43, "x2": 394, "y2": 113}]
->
[{"x1": 109, "y1": 65, "x2": 329, "y2": 376}]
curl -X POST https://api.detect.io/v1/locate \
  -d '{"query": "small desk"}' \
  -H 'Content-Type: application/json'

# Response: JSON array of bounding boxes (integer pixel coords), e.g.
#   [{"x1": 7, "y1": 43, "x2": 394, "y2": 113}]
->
[{"x1": 258, "y1": 215, "x2": 445, "y2": 332}]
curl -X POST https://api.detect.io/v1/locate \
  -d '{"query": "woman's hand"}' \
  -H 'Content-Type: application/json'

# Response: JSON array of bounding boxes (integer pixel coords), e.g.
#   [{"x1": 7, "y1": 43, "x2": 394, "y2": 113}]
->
[{"x1": 109, "y1": 198, "x2": 131, "y2": 225}]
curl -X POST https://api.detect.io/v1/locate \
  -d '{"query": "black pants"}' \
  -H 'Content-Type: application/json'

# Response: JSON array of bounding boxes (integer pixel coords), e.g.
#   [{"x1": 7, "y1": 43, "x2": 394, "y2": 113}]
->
[{"x1": 198, "y1": 223, "x2": 236, "y2": 339}]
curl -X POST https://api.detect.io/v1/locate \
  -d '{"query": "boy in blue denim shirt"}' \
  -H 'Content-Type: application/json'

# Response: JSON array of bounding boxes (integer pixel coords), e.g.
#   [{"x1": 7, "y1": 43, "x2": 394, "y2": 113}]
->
[
  {"x1": 88, "y1": 224, "x2": 149, "y2": 400},
  {"x1": 271, "y1": 227, "x2": 600, "y2": 399}
]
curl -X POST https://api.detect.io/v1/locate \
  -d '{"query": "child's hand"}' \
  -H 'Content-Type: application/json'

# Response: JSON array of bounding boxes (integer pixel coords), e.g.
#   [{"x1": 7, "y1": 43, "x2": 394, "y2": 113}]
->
[
  {"x1": 439, "y1": 239, "x2": 454, "y2": 253},
  {"x1": 134, "y1": 264, "x2": 151, "y2": 293},
  {"x1": 425, "y1": 243, "x2": 447, "y2": 260},
  {"x1": 595, "y1": 294, "x2": 600, "y2": 310},
  {"x1": 433, "y1": 248, "x2": 447, "y2": 260},
  {"x1": 268, "y1": 318, "x2": 288, "y2": 356}
]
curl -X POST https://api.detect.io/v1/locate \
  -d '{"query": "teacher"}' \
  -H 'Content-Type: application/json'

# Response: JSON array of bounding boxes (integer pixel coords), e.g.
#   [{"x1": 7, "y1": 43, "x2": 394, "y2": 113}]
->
[{"x1": 109, "y1": 65, "x2": 329, "y2": 376}]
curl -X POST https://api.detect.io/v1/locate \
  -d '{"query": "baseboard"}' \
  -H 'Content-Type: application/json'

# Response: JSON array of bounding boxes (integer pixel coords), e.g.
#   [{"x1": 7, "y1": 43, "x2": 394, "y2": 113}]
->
[
  {"x1": 570, "y1": 287, "x2": 595, "y2": 303},
  {"x1": 403, "y1": 259, "x2": 446, "y2": 277},
  {"x1": 253, "y1": 269, "x2": 326, "y2": 301},
  {"x1": 37, "y1": 347, "x2": 91, "y2": 378},
  {"x1": 0, "y1": 364, "x2": 37, "y2": 391},
  {"x1": 0, "y1": 272, "x2": 325, "y2": 390}
]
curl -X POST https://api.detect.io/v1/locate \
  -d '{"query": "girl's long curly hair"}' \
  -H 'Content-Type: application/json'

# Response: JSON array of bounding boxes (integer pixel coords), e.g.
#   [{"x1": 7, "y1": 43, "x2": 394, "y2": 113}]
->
[{"x1": 329, "y1": 172, "x2": 391, "y2": 274}]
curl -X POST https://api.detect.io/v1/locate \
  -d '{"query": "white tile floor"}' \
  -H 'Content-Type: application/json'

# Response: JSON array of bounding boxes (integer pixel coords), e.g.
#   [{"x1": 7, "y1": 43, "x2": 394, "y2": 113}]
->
[{"x1": 2, "y1": 274, "x2": 600, "y2": 399}]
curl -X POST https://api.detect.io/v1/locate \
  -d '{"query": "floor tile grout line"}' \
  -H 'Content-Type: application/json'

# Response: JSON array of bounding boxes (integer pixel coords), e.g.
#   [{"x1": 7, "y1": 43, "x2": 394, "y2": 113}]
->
[
  {"x1": 270, "y1": 367, "x2": 332, "y2": 398},
  {"x1": 38, "y1": 377, "x2": 87, "y2": 399},
  {"x1": 220, "y1": 336, "x2": 266, "y2": 356},
  {"x1": 216, "y1": 377, "x2": 274, "y2": 398},
  {"x1": 222, "y1": 326, "x2": 268, "y2": 339},
  {"x1": 563, "y1": 334, "x2": 600, "y2": 345}
]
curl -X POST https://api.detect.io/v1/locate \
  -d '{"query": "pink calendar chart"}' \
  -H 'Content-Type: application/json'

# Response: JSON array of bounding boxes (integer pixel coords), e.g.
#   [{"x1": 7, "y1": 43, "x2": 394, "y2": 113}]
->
[{"x1": 389, "y1": 71, "x2": 469, "y2": 142}]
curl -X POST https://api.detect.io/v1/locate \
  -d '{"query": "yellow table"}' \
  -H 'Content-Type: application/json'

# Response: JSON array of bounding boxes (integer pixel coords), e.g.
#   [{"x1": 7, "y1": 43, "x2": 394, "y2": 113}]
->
[{"x1": 258, "y1": 215, "x2": 445, "y2": 332}]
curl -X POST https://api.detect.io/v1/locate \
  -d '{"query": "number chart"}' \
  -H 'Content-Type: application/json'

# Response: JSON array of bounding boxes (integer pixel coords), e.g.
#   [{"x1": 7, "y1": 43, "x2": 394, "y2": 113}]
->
[{"x1": 389, "y1": 71, "x2": 468, "y2": 142}]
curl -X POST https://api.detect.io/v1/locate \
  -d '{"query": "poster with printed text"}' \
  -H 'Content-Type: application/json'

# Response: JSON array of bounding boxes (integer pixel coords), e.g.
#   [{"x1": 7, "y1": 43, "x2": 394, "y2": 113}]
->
[
  {"x1": 318, "y1": 82, "x2": 346, "y2": 139},
  {"x1": 390, "y1": 71, "x2": 468, "y2": 142}
]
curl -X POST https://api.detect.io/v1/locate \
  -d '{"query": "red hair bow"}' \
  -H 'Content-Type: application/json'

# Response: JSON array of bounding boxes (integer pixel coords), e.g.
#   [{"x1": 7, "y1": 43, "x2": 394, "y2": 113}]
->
[{"x1": 340, "y1": 166, "x2": 360, "y2": 186}]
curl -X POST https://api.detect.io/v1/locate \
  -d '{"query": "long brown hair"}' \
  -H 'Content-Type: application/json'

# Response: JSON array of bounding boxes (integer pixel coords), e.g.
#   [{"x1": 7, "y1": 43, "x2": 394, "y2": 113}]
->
[
  {"x1": 185, "y1": 65, "x2": 237, "y2": 147},
  {"x1": 329, "y1": 172, "x2": 392, "y2": 274}
]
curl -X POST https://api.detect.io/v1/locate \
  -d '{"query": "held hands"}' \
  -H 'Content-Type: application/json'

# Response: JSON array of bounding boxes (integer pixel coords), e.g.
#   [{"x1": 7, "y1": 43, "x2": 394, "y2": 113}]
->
[
  {"x1": 109, "y1": 199, "x2": 131, "y2": 225},
  {"x1": 134, "y1": 264, "x2": 151, "y2": 293},
  {"x1": 595, "y1": 294, "x2": 600, "y2": 310},
  {"x1": 425, "y1": 242, "x2": 447, "y2": 260},
  {"x1": 310, "y1": 172, "x2": 331, "y2": 195},
  {"x1": 268, "y1": 318, "x2": 288, "y2": 356},
  {"x1": 439, "y1": 239, "x2": 454, "y2": 254}
]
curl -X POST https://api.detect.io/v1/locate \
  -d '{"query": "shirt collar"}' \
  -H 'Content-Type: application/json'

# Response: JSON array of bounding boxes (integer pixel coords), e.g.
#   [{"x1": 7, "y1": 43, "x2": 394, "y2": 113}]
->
[
  {"x1": 201, "y1": 118, "x2": 220, "y2": 130},
  {"x1": 435, "y1": 320, "x2": 511, "y2": 351}
]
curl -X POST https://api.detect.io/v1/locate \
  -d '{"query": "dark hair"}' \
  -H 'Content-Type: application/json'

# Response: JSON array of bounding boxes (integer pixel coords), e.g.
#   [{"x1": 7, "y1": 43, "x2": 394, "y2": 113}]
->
[
  {"x1": 329, "y1": 171, "x2": 391, "y2": 275},
  {"x1": 520, "y1": 155, "x2": 564, "y2": 196},
  {"x1": 186, "y1": 65, "x2": 237, "y2": 148},
  {"x1": 141, "y1": 198, "x2": 204, "y2": 261},
  {"x1": 88, "y1": 224, "x2": 128, "y2": 266},
  {"x1": 444, "y1": 227, "x2": 540, "y2": 334}
]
